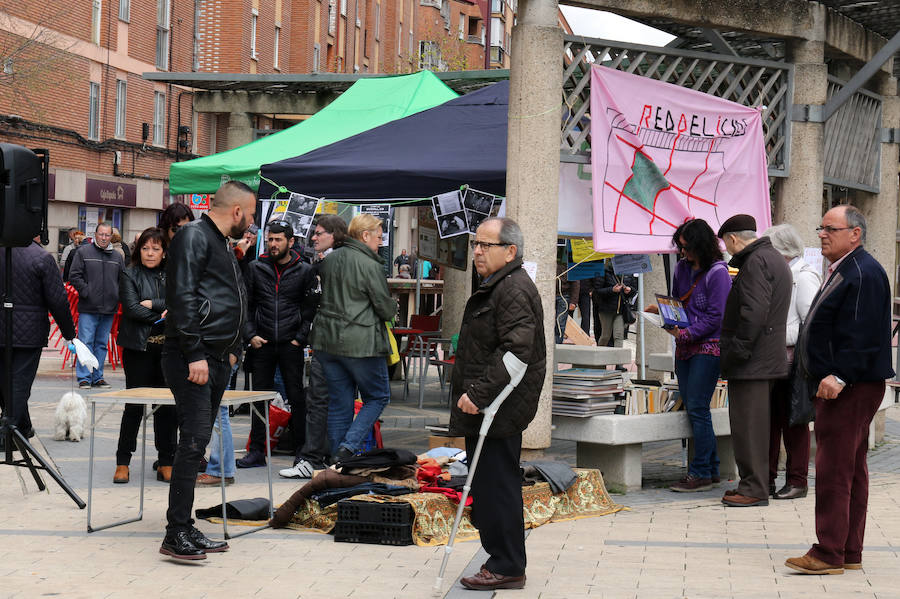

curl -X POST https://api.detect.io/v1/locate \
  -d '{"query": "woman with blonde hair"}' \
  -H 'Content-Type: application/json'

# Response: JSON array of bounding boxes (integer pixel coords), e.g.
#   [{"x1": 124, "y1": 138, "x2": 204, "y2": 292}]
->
[{"x1": 309, "y1": 213, "x2": 396, "y2": 464}]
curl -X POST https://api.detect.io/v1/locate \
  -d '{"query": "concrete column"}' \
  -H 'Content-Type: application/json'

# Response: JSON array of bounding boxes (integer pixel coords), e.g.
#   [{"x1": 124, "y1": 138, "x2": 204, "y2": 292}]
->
[
  {"x1": 505, "y1": 0, "x2": 561, "y2": 451},
  {"x1": 226, "y1": 112, "x2": 255, "y2": 150},
  {"x1": 441, "y1": 261, "x2": 471, "y2": 345},
  {"x1": 774, "y1": 19, "x2": 827, "y2": 248},
  {"x1": 856, "y1": 73, "x2": 899, "y2": 293},
  {"x1": 634, "y1": 254, "x2": 675, "y2": 379}
]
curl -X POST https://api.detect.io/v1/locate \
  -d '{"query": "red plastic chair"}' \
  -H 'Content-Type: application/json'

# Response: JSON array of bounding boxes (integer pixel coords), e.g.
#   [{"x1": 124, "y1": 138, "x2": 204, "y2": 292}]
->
[{"x1": 399, "y1": 314, "x2": 441, "y2": 405}]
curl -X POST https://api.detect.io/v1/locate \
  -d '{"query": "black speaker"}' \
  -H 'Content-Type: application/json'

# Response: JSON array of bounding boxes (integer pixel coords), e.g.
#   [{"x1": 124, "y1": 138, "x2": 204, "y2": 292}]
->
[{"x1": 0, "y1": 143, "x2": 48, "y2": 247}]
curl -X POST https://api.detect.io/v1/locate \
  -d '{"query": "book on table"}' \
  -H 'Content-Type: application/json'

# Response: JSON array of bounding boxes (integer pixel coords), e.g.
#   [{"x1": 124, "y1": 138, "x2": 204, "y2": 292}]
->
[{"x1": 654, "y1": 294, "x2": 691, "y2": 328}]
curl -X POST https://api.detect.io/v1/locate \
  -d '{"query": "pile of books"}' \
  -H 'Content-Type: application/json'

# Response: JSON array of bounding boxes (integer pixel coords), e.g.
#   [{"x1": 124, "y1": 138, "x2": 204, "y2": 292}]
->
[{"x1": 551, "y1": 368, "x2": 625, "y2": 417}]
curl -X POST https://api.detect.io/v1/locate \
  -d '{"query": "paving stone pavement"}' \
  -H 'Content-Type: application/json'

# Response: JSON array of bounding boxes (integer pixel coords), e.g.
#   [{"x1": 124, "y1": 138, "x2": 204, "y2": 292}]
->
[{"x1": 2, "y1": 349, "x2": 900, "y2": 598}]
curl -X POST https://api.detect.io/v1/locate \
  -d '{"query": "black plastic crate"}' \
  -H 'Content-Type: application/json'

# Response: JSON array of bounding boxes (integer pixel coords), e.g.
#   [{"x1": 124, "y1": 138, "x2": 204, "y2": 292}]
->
[
  {"x1": 337, "y1": 499, "x2": 414, "y2": 526},
  {"x1": 334, "y1": 521, "x2": 414, "y2": 546}
]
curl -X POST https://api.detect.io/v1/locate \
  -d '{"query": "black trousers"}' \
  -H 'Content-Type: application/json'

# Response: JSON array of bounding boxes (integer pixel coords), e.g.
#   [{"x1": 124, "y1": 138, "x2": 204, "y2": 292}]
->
[
  {"x1": 577, "y1": 287, "x2": 592, "y2": 335},
  {"x1": 0, "y1": 347, "x2": 42, "y2": 434},
  {"x1": 116, "y1": 345, "x2": 177, "y2": 466},
  {"x1": 296, "y1": 354, "x2": 330, "y2": 466},
  {"x1": 162, "y1": 347, "x2": 230, "y2": 534},
  {"x1": 465, "y1": 433, "x2": 526, "y2": 577},
  {"x1": 248, "y1": 341, "x2": 306, "y2": 453}
]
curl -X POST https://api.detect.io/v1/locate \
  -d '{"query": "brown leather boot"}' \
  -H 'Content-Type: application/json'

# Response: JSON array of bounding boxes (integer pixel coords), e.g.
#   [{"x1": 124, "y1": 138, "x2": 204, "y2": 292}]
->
[
  {"x1": 157, "y1": 466, "x2": 173, "y2": 483},
  {"x1": 113, "y1": 465, "x2": 129, "y2": 484}
]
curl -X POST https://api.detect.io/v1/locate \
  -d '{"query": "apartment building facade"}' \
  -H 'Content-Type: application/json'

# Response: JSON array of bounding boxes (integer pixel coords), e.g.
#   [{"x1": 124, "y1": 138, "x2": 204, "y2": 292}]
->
[{"x1": 0, "y1": 0, "x2": 517, "y2": 257}]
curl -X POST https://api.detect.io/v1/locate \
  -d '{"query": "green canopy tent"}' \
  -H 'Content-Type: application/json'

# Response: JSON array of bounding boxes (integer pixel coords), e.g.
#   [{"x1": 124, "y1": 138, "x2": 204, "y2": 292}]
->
[{"x1": 168, "y1": 71, "x2": 458, "y2": 194}]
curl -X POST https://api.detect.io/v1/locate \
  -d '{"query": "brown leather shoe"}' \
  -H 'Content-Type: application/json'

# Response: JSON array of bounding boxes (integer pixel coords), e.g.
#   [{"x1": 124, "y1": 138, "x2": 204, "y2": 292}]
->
[
  {"x1": 721, "y1": 493, "x2": 768, "y2": 507},
  {"x1": 157, "y1": 466, "x2": 173, "y2": 483},
  {"x1": 460, "y1": 567, "x2": 526, "y2": 590},
  {"x1": 113, "y1": 465, "x2": 129, "y2": 484},
  {"x1": 774, "y1": 485, "x2": 808, "y2": 500},
  {"x1": 785, "y1": 553, "x2": 843, "y2": 575},
  {"x1": 196, "y1": 473, "x2": 235, "y2": 486},
  {"x1": 843, "y1": 562, "x2": 862, "y2": 570}
]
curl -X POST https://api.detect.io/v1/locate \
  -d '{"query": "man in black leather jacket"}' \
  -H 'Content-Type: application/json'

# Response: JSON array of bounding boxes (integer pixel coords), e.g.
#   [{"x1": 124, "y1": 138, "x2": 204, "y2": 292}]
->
[
  {"x1": 237, "y1": 221, "x2": 317, "y2": 468},
  {"x1": 159, "y1": 181, "x2": 255, "y2": 560}
]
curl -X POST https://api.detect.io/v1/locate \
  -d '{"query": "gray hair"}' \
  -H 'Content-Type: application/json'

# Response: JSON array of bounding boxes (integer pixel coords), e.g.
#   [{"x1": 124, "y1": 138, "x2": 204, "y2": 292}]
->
[
  {"x1": 95, "y1": 222, "x2": 111, "y2": 234},
  {"x1": 481, "y1": 217, "x2": 524, "y2": 259},
  {"x1": 730, "y1": 230, "x2": 757, "y2": 242},
  {"x1": 763, "y1": 223, "x2": 804, "y2": 259},
  {"x1": 841, "y1": 205, "x2": 867, "y2": 245}
]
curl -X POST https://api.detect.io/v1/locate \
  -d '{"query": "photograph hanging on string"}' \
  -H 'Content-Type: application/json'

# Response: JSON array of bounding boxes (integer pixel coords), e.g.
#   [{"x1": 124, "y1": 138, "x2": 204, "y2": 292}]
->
[
  {"x1": 462, "y1": 187, "x2": 497, "y2": 233},
  {"x1": 431, "y1": 190, "x2": 469, "y2": 239},
  {"x1": 270, "y1": 192, "x2": 320, "y2": 240}
]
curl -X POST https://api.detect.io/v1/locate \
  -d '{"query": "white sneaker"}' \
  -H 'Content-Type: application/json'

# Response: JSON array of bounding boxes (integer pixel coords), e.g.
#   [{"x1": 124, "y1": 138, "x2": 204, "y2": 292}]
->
[{"x1": 279, "y1": 459, "x2": 314, "y2": 479}]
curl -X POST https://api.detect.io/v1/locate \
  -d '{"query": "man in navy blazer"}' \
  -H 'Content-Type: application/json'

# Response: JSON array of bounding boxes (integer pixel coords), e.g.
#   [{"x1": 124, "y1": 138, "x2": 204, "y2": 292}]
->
[{"x1": 786, "y1": 205, "x2": 894, "y2": 575}]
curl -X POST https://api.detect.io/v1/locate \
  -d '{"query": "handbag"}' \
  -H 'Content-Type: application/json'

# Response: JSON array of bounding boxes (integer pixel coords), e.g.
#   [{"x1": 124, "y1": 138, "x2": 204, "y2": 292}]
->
[
  {"x1": 788, "y1": 358, "x2": 816, "y2": 427},
  {"x1": 386, "y1": 322, "x2": 400, "y2": 366},
  {"x1": 620, "y1": 298, "x2": 636, "y2": 325}
]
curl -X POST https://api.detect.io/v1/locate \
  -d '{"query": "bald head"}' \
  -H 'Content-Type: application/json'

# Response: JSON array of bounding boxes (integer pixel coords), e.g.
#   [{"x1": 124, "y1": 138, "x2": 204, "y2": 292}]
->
[
  {"x1": 212, "y1": 181, "x2": 255, "y2": 210},
  {"x1": 209, "y1": 181, "x2": 257, "y2": 239}
]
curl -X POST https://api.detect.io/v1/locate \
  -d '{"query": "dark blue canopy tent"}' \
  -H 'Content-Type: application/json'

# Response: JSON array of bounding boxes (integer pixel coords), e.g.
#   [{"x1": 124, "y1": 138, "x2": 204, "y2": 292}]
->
[{"x1": 258, "y1": 80, "x2": 509, "y2": 203}]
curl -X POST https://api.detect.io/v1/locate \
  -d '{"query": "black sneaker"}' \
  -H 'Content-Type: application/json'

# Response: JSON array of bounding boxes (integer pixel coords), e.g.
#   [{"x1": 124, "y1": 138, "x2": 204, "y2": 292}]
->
[
  {"x1": 330, "y1": 446, "x2": 354, "y2": 466},
  {"x1": 235, "y1": 449, "x2": 267, "y2": 468},
  {"x1": 78, "y1": 381, "x2": 91, "y2": 389},
  {"x1": 670, "y1": 474, "x2": 713, "y2": 492},
  {"x1": 187, "y1": 527, "x2": 229, "y2": 553},
  {"x1": 92, "y1": 380, "x2": 111, "y2": 389},
  {"x1": 159, "y1": 531, "x2": 207, "y2": 560}
]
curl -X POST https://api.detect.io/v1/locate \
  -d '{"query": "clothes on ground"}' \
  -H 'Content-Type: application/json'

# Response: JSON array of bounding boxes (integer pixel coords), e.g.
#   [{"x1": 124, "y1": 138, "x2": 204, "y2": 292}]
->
[{"x1": 521, "y1": 460, "x2": 577, "y2": 494}]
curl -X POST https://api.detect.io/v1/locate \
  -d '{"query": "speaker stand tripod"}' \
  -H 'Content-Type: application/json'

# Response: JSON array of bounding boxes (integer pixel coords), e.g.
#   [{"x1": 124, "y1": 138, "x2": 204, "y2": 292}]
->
[{"x1": 1, "y1": 246, "x2": 85, "y2": 508}]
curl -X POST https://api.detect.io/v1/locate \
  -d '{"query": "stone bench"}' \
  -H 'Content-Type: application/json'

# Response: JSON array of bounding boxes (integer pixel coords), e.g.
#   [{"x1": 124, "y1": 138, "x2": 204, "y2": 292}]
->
[
  {"x1": 552, "y1": 408, "x2": 736, "y2": 492},
  {"x1": 554, "y1": 345, "x2": 631, "y2": 368}
]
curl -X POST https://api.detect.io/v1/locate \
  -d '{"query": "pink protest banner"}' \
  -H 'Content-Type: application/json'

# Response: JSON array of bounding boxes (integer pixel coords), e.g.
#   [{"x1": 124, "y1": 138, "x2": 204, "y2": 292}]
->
[{"x1": 590, "y1": 65, "x2": 771, "y2": 253}]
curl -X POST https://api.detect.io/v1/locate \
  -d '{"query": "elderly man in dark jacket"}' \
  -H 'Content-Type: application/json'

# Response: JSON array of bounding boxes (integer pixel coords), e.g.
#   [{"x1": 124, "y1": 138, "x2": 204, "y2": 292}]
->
[
  {"x1": 717, "y1": 214, "x2": 792, "y2": 507},
  {"x1": 0, "y1": 238, "x2": 76, "y2": 447},
  {"x1": 786, "y1": 205, "x2": 894, "y2": 575},
  {"x1": 69, "y1": 222, "x2": 124, "y2": 389},
  {"x1": 450, "y1": 217, "x2": 546, "y2": 591}
]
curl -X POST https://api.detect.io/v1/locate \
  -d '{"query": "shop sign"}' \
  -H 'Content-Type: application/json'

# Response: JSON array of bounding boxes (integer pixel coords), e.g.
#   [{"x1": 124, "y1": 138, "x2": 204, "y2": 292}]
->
[
  {"x1": 86, "y1": 178, "x2": 136, "y2": 207},
  {"x1": 190, "y1": 194, "x2": 211, "y2": 210}
]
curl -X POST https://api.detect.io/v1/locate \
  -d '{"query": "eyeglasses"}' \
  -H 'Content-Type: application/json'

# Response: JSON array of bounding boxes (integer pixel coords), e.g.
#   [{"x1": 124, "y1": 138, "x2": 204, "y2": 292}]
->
[
  {"x1": 312, "y1": 229, "x2": 331, "y2": 237},
  {"x1": 815, "y1": 225, "x2": 854, "y2": 235},
  {"x1": 469, "y1": 240, "x2": 510, "y2": 250}
]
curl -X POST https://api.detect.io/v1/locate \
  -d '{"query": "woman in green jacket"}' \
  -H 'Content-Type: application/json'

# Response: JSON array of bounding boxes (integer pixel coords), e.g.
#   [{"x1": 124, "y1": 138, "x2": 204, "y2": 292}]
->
[{"x1": 309, "y1": 213, "x2": 397, "y2": 462}]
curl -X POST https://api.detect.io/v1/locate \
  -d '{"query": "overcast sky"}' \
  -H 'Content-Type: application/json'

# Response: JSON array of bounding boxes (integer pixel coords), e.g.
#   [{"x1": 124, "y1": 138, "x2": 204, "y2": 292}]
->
[{"x1": 559, "y1": 6, "x2": 676, "y2": 46}]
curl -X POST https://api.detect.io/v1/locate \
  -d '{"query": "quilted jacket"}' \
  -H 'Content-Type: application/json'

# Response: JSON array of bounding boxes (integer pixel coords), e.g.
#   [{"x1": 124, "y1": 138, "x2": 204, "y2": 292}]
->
[
  {"x1": 0, "y1": 242, "x2": 76, "y2": 347},
  {"x1": 68, "y1": 241, "x2": 124, "y2": 314},
  {"x1": 243, "y1": 249, "x2": 317, "y2": 346},
  {"x1": 449, "y1": 258, "x2": 547, "y2": 438}
]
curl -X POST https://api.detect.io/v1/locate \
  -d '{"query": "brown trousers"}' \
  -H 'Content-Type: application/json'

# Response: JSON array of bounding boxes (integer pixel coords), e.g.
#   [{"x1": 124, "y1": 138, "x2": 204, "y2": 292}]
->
[
  {"x1": 728, "y1": 379, "x2": 773, "y2": 499},
  {"x1": 809, "y1": 381, "x2": 884, "y2": 566}
]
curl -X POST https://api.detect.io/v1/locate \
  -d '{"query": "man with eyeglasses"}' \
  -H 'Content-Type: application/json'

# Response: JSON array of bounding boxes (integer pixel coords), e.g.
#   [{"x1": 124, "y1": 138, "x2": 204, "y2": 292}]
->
[
  {"x1": 450, "y1": 217, "x2": 546, "y2": 591},
  {"x1": 237, "y1": 221, "x2": 317, "y2": 468},
  {"x1": 68, "y1": 222, "x2": 125, "y2": 389},
  {"x1": 786, "y1": 205, "x2": 893, "y2": 575}
]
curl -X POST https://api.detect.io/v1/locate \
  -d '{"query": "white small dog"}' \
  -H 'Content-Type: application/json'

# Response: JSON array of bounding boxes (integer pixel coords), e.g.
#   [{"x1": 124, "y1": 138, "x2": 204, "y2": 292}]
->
[{"x1": 53, "y1": 391, "x2": 87, "y2": 442}]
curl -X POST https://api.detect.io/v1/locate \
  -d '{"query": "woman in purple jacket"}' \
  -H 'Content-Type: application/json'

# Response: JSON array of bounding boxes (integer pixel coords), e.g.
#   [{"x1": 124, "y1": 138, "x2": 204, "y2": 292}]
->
[{"x1": 654, "y1": 219, "x2": 732, "y2": 492}]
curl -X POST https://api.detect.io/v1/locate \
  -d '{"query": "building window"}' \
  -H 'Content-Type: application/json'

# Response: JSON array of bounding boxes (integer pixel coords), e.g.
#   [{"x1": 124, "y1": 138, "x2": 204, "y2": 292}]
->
[
  {"x1": 419, "y1": 40, "x2": 442, "y2": 71},
  {"x1": 341, "y1": 0, "x2": 347, "y2": 16},
  {"x1": 313, "y1": 43, "x2": 320, "y2": 72},
  {"x1": 156, "y1": 0, "x2": 170, "y2": 70},
  {"x1": 250, "y1": 10, "x2": 258, "y2": 59},
  {"x1": 153, "y1": 91, "x2": 165, "y2": 146},
  {"x1": 398, "y1": 24, "x2": 402, "y2": 56},
  {"x1": 88, "y1": 82, "x2": 100, "y2": 140},
  {"x1": 192, "y1": 2, "x2": 200, "y2": 71},
  {"x1": 92, "y1": 0, "x2": 102, "y2": 44},
  {"x1": 115, "y1": 80, "x2": 126, "y2": 138},
  {"x1": 467, "y1": 16, "x2": 482, "y2": 43},
  {"x1": 491, "y1": 0, "x2": 502, "y2": 13},
  {"x1": 119, "y1": 0, "x2": 130, "y2": 22},
  {"x1": 274, "y1": 26, "x2": 281, "y2": 69},
  {"x1": 458, "y1": 14, "x2": 465, "y2": 40},
  {"x1": 375, "y1": 3, "x2": 380, "y2": 40},
  {"x1": 328, "y1": 0, "x2": 336, "y2": 35},
  {"x1": 440, "y1": 0, "x2": 450, "y2": 30}
]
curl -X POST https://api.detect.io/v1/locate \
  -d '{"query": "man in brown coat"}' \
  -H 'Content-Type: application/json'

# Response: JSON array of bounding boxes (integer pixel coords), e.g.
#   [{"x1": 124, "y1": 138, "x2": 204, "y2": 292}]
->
[
  {"x1": 450, "y1": 217, "x2": 546, "y2": 591},
  {"x1": 717, "y1": 214, "x2": 792, "y2": 507}
]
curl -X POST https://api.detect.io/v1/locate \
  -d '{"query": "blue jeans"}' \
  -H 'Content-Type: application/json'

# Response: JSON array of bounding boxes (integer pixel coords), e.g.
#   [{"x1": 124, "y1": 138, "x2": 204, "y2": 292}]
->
[
  {"x1": 555, "y1": 295, "x2": 570, "y2": 344},
  {"x1": 76, "y1": 312, "x2": 115, "y2": 384},
  {"x1": 316, "y1": 350, "x2": 390, "y2": 455},
  {"x1": 675, "y1": 353, "x2": 721, "y2": 479},
  {"x1": 207, "y1": 363, "x2": 238, "y2": 478}
]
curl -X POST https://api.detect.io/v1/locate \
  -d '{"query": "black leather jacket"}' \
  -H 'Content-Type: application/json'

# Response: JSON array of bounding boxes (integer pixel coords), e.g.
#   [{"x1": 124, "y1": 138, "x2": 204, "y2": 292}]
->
[
  {"x1": 117, "y1": 264, "x2": 166, "y2": 351},
  {"x1": 165, "y1": 214, "x2": 247, "y2": 362},
  {"x1": 244, "y1": 249, "x2": 317, "y2": 346}
]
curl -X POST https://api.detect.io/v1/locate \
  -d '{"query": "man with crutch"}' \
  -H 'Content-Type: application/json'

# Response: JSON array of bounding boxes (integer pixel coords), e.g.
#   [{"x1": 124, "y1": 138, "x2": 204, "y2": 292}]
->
[{"x1": 449, "y1": 217, "x2": 546, "y2": 591}]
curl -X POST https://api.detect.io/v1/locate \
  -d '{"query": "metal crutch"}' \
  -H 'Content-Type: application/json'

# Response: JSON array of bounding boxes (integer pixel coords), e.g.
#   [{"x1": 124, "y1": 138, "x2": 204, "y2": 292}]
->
[{"x1": 432, "y1": 351, "x2": 529, "y2": 596}]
